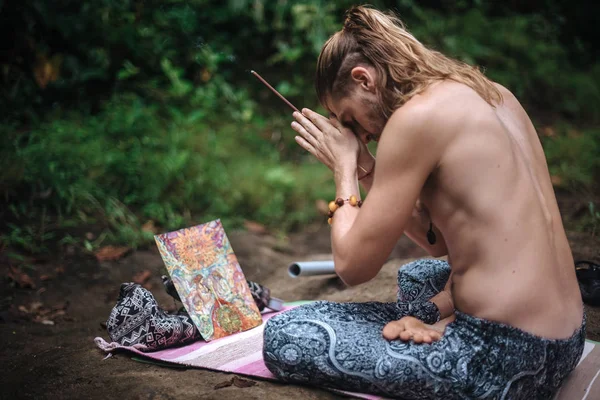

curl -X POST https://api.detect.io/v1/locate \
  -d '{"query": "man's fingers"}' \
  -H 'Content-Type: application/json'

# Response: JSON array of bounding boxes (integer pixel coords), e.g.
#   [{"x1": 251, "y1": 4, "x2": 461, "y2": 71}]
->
[
  {"x1": 291, "y1": 121, "x2": 319, "y2": 149},
  {"x1": 293, "y1": 111, "x2": 323, "y2": 141},
  {"x1": 294, "y1": 135, "x2": 316, "y2": 155},
  {"x1": 302, "y1": 108, "x2": 334, "y2": 134}
]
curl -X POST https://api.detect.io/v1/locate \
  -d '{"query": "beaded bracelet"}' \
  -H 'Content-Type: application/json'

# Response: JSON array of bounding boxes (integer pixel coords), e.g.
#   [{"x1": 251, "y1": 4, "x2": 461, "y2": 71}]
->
[{"x1": 327, "y1": 195, "x2": 363, "y2": 225}]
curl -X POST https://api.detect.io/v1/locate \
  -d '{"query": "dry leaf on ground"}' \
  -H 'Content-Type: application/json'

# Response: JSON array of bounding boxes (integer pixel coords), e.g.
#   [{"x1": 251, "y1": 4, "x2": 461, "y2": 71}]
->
[
  {"x1": 213, "y1": 378, "x2": 233, "y2": 389},
  {"x1": 7, "y1": 266, "x2": 36, "y2": 289},
  {"x1": 95, "y1": 246, "x2": 131, "y2": 261},
  {"x1": 213, "y1": 376, "x2": 256, "y2": 390},
  {"x1": 551, "y1": 175, "x2": 563, "y2": 186},
  {"x1": 142, "y1": 220, "x2": 158, "y2": 234},
  {"x1": 17, "y1": 301, "x2": 69, "y2": 325},
  {"x1": 231, "y1": 376, "x2": 257, "y2": 388},
  {"x1": 540, "y1": 126, "x2": 556, "y2": 138},
  {"x1": 243, "y1": 220, "x2": 268, "y2": 235},
  {"x1": 133, "y1": 270, "x2": 152, "y2": 285}
]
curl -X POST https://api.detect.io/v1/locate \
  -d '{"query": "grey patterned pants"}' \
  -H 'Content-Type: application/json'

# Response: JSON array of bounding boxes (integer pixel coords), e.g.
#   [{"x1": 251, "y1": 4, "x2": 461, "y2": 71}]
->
[{"x1": 263, "y1": 259, "x2": 585, "y2": 399}]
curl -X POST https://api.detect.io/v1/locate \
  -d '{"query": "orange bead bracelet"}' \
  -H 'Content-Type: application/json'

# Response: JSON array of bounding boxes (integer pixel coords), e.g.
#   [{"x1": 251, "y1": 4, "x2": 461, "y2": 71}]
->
[{"x1": 327, "y1": 195, "x2": 363, "y2": 225}]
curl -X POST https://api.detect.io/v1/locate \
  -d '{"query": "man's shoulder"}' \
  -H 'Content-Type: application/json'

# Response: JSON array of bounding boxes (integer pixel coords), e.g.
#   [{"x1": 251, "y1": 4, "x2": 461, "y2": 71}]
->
[
  {"x1": 386, "y1": 83, "x2": 468, "y2": 137},
  {"x1": 389, "y1": 81, "x2": 504, "y2": 136}
]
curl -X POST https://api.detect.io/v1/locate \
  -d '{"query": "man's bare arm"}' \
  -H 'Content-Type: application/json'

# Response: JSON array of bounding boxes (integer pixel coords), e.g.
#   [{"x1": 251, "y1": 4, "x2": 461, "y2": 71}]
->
[
  {"x1": 328, "y1": 103, "x2": 451, "y2": 286},
  {"x1": 359, "y1": 154, "x2": 448, "y2": 258}
]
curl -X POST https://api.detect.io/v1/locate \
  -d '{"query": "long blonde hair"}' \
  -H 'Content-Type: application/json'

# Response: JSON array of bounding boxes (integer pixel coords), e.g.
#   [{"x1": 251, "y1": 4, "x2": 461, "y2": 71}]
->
[{"x1": 316, "y1": 5, "x2": 502, "y2": 117}]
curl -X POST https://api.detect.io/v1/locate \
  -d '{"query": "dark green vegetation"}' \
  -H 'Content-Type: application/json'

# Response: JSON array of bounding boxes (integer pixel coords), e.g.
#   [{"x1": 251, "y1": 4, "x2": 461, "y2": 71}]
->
[{"x1": 1, "y1": 0, "x2": 599, "y2": 254}]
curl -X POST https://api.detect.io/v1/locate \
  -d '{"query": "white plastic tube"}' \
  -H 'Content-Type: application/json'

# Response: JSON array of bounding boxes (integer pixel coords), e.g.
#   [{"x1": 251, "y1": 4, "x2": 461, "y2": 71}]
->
[{"x1": 288, "y1": 260, "x2": 336, "y2": 278}]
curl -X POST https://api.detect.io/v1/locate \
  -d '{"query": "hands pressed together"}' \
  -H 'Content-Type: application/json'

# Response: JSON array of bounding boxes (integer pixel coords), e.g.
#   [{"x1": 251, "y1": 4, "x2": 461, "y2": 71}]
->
[
  {"x1": 290, "y1": 107, "x2": 434, "y2": 234},
  {"x1": 291, "y1": 108, "x2": 373, "y2": 177}
]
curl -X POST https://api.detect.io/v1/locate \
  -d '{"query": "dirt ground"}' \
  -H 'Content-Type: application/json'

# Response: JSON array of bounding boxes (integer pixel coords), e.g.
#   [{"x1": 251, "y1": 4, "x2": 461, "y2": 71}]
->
[{"x1": 1, "y1": 212, "x2": 599, "y2": 399}]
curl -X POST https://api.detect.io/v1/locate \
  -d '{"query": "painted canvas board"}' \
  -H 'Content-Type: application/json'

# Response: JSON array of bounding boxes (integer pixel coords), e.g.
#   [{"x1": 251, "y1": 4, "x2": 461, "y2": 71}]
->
[{"x1": 154, "y1": 220, "x2": 263, "y2": 341}]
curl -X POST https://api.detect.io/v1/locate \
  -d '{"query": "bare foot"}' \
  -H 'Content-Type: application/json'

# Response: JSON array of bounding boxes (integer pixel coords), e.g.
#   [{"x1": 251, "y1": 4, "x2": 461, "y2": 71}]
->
[{"x1": 382, "y1": 316, "x2": 442, "y2": 344}]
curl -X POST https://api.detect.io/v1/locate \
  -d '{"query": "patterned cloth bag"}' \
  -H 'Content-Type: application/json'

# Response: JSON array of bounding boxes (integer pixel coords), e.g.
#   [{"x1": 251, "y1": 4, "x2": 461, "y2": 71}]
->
[{"x1": 105, "y1": 278, "x2": 279, "y2": 351}]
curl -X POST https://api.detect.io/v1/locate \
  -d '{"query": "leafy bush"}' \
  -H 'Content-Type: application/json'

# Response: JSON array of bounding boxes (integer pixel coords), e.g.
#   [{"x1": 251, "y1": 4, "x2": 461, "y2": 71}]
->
[
  {"x1": 403, "y1": 6, "x2": 600, "y2": 121},
  {"x1": 1, "y1": 0, "x2": 599, "y2": 253},
  {"x1": 0, "y1": 93, "x2": 334, "y2": 252},
  {"x1": 3, "y1": 1, "x2": 599, "y2": 123},
  {"x1": 542, "y1": 126, "x2": 600, "y2": 189}
]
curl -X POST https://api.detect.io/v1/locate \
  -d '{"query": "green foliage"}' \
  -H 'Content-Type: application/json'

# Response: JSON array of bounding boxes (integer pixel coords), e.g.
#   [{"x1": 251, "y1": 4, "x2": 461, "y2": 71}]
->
[
  {"x1": 1, "y1": 0, "x2": 599, "y2": 253},
  {"x1": 6, "y1": 1, "x2": 596, "y2": 124},
  {"x1": 1, "y1": 92, "x2": 334, "y2": 252},
  {"x1": 542, "y1": 127, "x2": 600, "y2": 189}
]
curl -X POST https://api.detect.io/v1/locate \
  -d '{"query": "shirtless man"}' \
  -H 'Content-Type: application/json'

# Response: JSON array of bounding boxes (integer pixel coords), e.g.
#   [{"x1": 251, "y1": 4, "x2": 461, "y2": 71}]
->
[{"x1": 263, "y1": 6, "x2": 585, "y2": 399}]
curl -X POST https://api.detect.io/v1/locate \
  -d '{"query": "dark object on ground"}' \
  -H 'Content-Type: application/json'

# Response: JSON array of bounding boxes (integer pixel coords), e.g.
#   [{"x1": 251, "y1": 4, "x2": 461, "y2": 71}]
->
[
  {"x1": 106, "y1": 283, "x2": 201, "y2": 351},
  {"x1": 161, "y1": 275, "x2": 182, "y2": 302},
  {"x1": 576, "y1": 261, "x2": 600, "y2": 306},
  {"x1": 103, "y1": 276, "x2": 284, "y2": 352}
]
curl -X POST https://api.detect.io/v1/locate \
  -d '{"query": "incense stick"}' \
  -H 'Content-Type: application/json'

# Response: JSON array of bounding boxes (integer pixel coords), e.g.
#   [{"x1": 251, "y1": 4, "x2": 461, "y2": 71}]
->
[{"x1": 250, "y1": 70, "x2": 300, "y2": 113}]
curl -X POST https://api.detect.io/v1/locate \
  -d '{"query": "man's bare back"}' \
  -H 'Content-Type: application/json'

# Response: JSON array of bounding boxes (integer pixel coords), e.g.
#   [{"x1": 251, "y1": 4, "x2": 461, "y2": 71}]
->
[{"x1": 415, "y1": 81, "x2": 583, "y2": 339}]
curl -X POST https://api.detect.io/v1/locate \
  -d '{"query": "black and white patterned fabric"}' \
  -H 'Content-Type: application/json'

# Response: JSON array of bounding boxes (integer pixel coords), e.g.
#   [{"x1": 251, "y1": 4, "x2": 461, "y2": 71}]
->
[
  {"x1": 106, "y1": 283, "x2": 201, "y2": 351},
  {"x1": 246, "y1": 280, "x2": 272, "y2": 311},
  {"x1": 396, "y1": 259, "x2": 450, "y2": 324},
  {"x1": 263, "y1": 259, "x2": 586, "y2": 399},
  {"x1": 107, "y1": 278, "x2": 277, "y2": 351}
]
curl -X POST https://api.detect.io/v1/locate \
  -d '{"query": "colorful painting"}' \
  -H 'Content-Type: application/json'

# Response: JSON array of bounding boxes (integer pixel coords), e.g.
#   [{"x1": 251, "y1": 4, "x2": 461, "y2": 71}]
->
[{"x1": 154, "y1": 220, "x2": 262, "y2": 341}]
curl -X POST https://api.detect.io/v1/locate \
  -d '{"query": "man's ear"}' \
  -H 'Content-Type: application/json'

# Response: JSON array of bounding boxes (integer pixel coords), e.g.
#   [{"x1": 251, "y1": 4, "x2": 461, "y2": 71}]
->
[{"x1": 350, "y1": 66, "x2": 376, "y2": 93}]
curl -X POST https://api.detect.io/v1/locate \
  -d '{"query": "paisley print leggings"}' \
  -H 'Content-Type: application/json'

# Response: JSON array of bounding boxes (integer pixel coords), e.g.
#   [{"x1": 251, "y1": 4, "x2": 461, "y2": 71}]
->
[{"x1": 263, "y1": 259, "x2": 586, "y2": 399}]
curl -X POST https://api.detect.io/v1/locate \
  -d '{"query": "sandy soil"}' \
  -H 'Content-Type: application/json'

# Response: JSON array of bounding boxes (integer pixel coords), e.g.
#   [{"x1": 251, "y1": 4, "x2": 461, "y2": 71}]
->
[{"x1": 1, "y1": 222, "x2": 599, "y2": 400}]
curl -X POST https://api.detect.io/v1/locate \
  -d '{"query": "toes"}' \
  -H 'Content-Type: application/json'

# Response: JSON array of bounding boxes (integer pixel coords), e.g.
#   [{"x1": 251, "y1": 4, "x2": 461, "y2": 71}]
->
[
  {"x1": 382, "y1": 321, "x2": 402, "y2": 340},
  {"x1": 399, "y1": 330, "x2": 413, "y2": 341},
  {"x1": 383, "y1": 320, "x2": 444, "y2": 344}
]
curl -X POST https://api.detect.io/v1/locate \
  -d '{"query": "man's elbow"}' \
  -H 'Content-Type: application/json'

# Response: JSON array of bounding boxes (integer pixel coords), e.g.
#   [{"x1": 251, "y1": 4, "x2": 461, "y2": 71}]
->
[
  {"x1": 337, "y1": 271, "x2": 363, "y2": 287},
  {"x1": 335, "y1": 259, "x2": 374, "y2": 287}
]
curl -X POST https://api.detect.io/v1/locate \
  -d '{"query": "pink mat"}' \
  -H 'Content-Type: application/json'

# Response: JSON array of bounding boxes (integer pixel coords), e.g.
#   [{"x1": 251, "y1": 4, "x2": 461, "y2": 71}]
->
[
  {"x1": 95, "y1": 304, "x2": 600, "y2": 400},
  {"x1": 95, "y1": 304, "x2": 379, "y2": 399}
]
